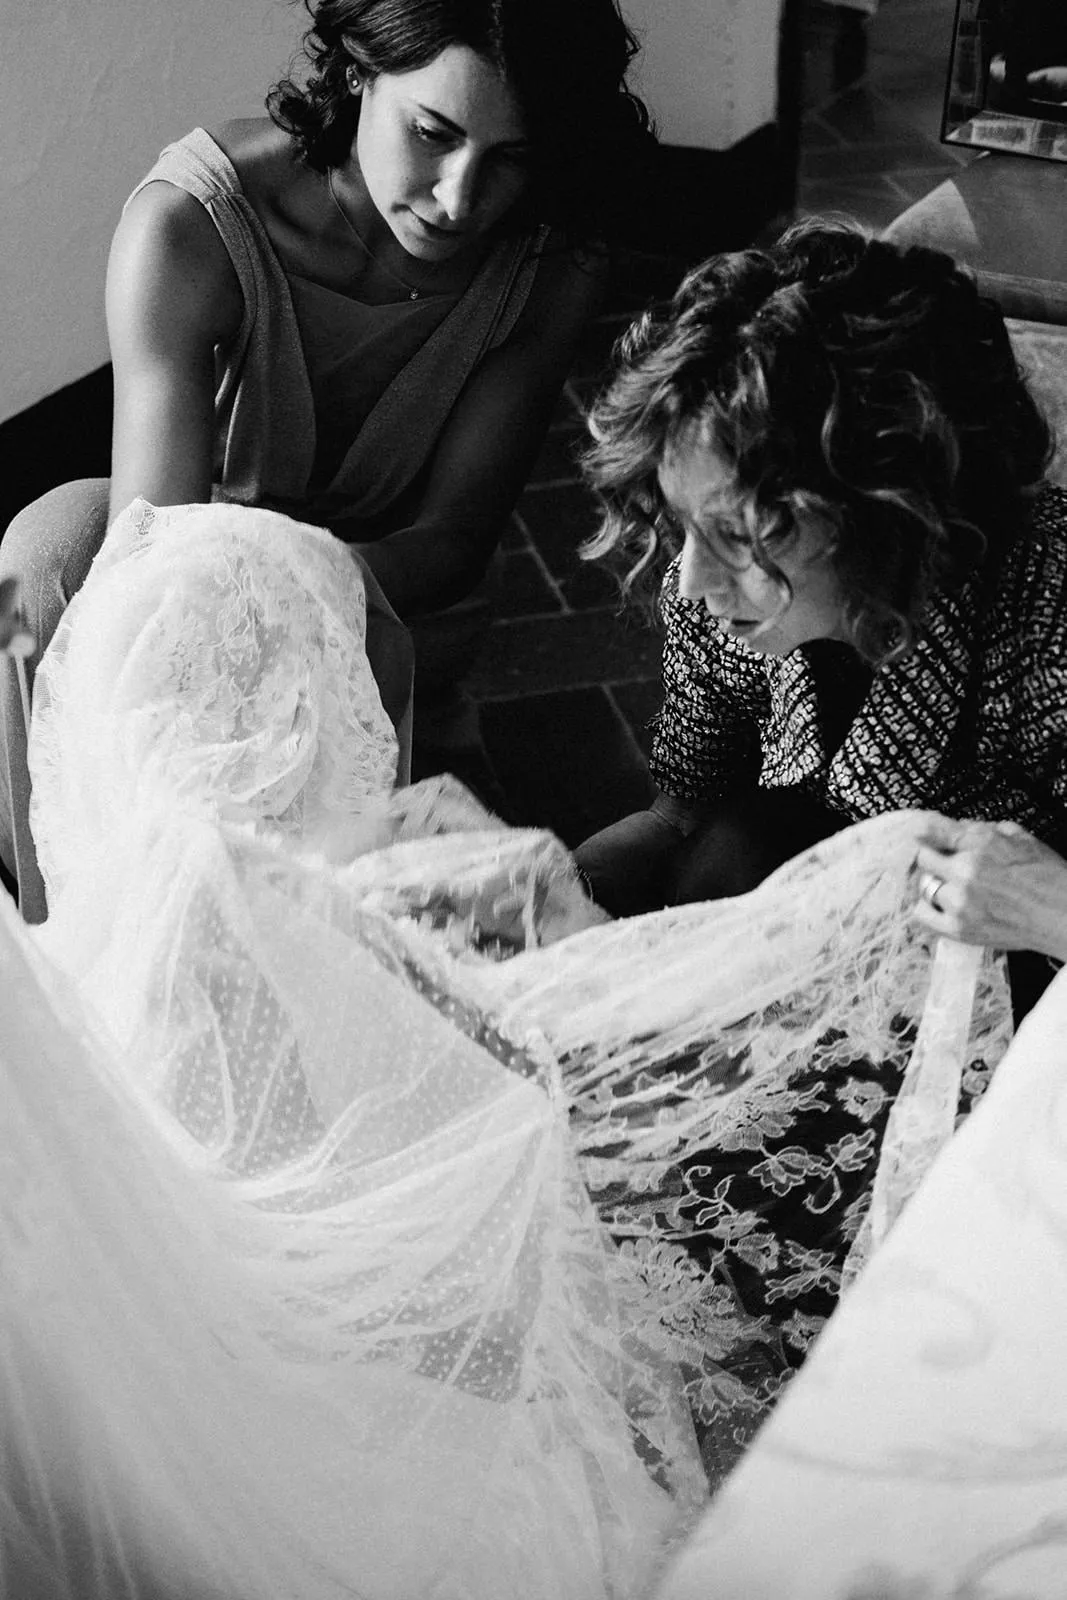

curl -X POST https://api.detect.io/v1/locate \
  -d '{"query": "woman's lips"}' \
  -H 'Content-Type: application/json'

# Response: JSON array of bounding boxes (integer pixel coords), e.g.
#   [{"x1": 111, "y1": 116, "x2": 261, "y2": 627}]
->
[{"x1": 408, "y1": 211, "x2": 463, "y2": 239}]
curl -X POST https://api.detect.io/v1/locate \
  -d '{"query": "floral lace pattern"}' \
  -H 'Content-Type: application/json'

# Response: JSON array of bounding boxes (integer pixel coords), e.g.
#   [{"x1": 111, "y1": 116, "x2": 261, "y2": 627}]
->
[
  {"x1": 360, "y1": 805, "x2": 1013, "y2": 1473},
  {"x1": 29, "y1": 499, "x2": 399, "y2": 905},
  {"x1": 657, "y1": 964, "x2": 1067, "y2": 1600}
]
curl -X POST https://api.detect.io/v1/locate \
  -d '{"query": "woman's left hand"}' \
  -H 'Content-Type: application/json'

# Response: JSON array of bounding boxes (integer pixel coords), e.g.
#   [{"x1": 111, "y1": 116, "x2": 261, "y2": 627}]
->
[{"x1": 915, "y1": 814, "x2": 1067, "y2": 962}]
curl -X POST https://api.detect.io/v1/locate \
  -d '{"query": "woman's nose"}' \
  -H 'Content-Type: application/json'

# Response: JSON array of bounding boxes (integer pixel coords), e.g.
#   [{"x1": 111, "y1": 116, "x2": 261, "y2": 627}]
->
[
  {"x1": 677, "y1": 534, "x2": 734, "y2": 610},
  {"x1": 434, "y1": 150, "x2": 480, "y2": 224}
]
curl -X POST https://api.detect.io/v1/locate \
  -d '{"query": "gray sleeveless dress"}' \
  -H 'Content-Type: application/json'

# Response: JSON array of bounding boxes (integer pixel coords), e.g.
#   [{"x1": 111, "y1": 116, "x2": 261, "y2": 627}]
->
[
  {"x1": 2, "y1": 128, "x2": 549, "y2": 920},
  {"x1": 128, "y1": 127, "x2": 548, "y2": 525}
]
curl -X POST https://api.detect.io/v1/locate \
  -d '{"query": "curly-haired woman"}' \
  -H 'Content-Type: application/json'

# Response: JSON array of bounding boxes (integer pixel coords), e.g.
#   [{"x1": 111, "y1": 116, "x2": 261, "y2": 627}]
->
[
  {"x1": 577, "y1": 220, "x2": 1067, "y2": 993},
  {"x1": 572, "y1": 219, "x2": 1067, "y2": 1400},
  {"x1": 0, "y1": 0, "x2": 653, "y2": 924}
]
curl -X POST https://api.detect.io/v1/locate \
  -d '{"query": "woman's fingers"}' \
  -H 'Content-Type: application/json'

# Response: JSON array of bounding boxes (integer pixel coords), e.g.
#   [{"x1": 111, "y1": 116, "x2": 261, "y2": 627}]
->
[
  {"x1": 913, "y1": 815, "x2": 1067, "y2": 959},
  {"x1": 915, "y1": 811, "x2": 962, "y2": 853}
]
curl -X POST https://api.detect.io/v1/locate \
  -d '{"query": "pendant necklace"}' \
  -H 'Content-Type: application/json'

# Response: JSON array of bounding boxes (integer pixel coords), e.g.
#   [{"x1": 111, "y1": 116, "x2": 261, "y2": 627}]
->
[{"x1": 326, "y1": 169, "x2": 426, "y2": 301}]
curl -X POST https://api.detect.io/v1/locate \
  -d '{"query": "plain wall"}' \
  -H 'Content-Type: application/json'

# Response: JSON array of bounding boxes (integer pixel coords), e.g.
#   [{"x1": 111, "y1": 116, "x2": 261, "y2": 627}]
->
[
  {"x1": 624, "y1": 0, "x2": 785, "y2": 150},
  {"x1": 0, "y1": 0, "x2": 297, "y2": 424}
]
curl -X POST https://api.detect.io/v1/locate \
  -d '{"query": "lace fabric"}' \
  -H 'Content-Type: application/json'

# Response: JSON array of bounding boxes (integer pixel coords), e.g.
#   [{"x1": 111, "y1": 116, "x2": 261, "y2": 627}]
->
[
  {"x1": 2, "y1": 887, "x2": 695, "y2": 1600},
  {"x1": 654, "y1": 963, "x2": 1067, "y2": 1600},
  {"x1": 460, "y1": 813, "x2": 1011, "y2": 1465},
  {"x1": 6, "y1": 500, "x2": 1015, "y2": 1596},
  {"x1": 13, "y1": 502, "x2": 703, "y2": 1600},
  {"x1": 29, "y1": 499, "x2": 399, "y2": 907}
]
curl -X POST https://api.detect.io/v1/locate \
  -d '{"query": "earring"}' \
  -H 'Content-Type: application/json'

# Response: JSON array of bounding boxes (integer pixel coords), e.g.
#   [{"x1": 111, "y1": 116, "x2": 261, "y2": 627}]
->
[{"x1": 346, "y1": 64, "x2": 362, "y2": 94}]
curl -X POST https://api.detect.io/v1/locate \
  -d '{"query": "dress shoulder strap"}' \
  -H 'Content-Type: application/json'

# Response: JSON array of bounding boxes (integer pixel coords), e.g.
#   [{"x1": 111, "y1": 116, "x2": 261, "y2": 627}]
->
[
  {"x1": 127, "y1": 126, "x2": 244, "y2": 209},
  {"x1": 123, "y1": 127, "x2": 278, "y2": 294}
]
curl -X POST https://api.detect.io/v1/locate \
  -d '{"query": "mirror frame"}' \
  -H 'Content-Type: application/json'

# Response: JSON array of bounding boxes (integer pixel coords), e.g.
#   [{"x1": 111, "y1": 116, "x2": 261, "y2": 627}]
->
[{"x1": 942, "y1": 0, "x2": 1067, "y2": 163}]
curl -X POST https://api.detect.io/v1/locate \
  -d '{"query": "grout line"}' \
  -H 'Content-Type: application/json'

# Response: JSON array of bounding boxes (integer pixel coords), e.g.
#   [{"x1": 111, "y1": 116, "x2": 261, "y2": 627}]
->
[
  {"x1": 474, "y1": 671, "x2": 663, "y2": 705},
  {"x1": 528, "y1": 552, "x2": 572, "y2": 619},
  {"x1": 484, "y1": 603, "x2": 617, "y2": 630},
  {"x1": 505, "y1": 508, "x2": 573, "y2": 617},
  {"x1": 506, "y1": 506, "x2": 534, "y2": 555},
  {"x1": 524, "y1": 475, "x2": 584, "y2": 493}
]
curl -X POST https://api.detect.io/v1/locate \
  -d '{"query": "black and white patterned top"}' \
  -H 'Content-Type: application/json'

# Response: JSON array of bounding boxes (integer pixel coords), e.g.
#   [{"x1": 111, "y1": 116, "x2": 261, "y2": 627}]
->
[{"x1": 650, "y1": 482, "x2": 1067, "y2": 852}]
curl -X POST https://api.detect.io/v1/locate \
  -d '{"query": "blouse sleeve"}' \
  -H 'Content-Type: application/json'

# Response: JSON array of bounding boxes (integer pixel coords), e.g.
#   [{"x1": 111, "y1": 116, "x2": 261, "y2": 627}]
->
[{"x1": 648, "y1": 558, "x2": 766, "y2": 806}]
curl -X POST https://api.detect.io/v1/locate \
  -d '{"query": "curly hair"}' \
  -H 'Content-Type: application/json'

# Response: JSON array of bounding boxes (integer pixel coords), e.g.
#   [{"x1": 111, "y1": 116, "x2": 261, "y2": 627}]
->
[
  {"x1": 582, "y1": 217, "x2": 1053, "y2": 664},
  {"x1": 267, "y1": 0, "x2": 654, "y2": 243}
]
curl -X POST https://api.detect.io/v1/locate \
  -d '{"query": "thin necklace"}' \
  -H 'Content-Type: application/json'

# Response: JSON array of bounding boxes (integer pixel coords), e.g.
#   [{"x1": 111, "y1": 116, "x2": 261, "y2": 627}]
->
[{"x1": 326, "y1": 168, "x2": 426, "y2": 301}]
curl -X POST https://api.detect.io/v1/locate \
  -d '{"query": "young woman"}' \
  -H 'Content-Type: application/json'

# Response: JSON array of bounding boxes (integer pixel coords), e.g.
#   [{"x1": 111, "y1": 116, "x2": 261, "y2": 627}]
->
[{"x1": 0, "y1": 0, "x2": 653, "y2": 923}]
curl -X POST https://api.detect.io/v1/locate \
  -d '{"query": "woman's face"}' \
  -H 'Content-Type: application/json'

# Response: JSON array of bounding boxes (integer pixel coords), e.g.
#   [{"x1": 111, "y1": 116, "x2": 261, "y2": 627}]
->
[
  {"x1": 657, "y1": 426, "x2": 849, "y2": 657},
  {"x1": 353, "y1": 44, "x2": 531, "y2": 261}
]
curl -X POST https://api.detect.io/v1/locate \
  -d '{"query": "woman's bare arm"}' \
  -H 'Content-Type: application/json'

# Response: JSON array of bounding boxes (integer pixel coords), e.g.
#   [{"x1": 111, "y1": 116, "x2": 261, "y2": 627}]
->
[
  {"x1": 105, "y1": 182, "x2": 243, "y2": 524},
  {"x1": 345, "y1": 245, "x2": 606, "y2": 616}
]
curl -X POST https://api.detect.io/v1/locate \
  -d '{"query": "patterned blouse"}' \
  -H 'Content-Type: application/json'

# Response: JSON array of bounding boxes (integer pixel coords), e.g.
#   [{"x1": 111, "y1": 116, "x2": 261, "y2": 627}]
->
[{"x1": 650, "y1": 482, "x2": 1067, "y2": 853}]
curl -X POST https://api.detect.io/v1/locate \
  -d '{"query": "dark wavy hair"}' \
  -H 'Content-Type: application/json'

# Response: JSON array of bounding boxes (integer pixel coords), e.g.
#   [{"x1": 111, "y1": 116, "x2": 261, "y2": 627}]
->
[
  {"x1": 267, "y1": 0, "x2": 654, "y2": 242},
  {"x1": 582, "y1": 217, "x2": 1053, "y2": 664}
]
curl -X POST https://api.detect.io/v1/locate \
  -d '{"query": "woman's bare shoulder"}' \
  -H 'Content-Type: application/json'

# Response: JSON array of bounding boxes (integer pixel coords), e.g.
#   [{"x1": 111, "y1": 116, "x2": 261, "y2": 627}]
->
[
  {"x1": 208, "y1": 117, "x2": 307, "y2": 211},
  {"x1": 111, "y1": 179, "x2": 242, "y2": 343}
]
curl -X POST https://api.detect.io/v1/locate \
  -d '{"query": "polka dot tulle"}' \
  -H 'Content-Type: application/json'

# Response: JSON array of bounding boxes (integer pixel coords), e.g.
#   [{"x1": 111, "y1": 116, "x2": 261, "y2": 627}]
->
[{"x1": 6, "y1": 500, "x2": 1014, "y2": 1598}]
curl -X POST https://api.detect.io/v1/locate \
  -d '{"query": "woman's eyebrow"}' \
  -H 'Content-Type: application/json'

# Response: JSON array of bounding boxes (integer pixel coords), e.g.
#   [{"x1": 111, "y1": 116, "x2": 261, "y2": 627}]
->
[{"x1": 412, "y1": 101, "x2": 532, "y2": 149}]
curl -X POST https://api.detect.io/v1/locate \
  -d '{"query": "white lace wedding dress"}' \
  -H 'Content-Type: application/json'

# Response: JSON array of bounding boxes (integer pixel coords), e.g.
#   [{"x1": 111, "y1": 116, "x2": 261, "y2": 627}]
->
[{"x1": 1, "y1": 501, "x2": 1013, "y2": 1599}]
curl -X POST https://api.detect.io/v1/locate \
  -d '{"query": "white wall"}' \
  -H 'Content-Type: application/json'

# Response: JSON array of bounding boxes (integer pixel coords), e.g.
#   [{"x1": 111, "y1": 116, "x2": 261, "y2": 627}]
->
[
  {"x1": 0, "y1": 0, "x2": 297, "y2": 424},
  {"x1": 623, "y1": 0, "x2": 785, "y2": 151}
]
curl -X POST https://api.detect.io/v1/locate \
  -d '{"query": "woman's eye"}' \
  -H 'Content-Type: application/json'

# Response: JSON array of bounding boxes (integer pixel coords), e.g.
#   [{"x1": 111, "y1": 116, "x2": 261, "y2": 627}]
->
[
  {"x1": 712, "y1": 523, "x2": 751, "y2": 552},
  {"x1": 411, "y1": 121, "x2": 451, "y2": 146}
]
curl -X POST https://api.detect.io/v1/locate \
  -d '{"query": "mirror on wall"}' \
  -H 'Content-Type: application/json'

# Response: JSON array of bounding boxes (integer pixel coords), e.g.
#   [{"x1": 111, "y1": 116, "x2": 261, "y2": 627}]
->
[{"x1": 943, "y1": 0, "x2": 1067, "y2": 161}]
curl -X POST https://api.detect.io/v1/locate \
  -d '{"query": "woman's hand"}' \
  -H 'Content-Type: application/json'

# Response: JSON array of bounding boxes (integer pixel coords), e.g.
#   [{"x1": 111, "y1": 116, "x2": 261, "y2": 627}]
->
[{"x1": 915, "y1": 814, "x2": 1067, "y2": 962}]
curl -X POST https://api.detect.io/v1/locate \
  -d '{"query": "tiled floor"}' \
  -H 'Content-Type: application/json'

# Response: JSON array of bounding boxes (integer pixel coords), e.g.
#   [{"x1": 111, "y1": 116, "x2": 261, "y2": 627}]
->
[{"x1": 441, "y1": 0, "x2": 974, "y2": 849}]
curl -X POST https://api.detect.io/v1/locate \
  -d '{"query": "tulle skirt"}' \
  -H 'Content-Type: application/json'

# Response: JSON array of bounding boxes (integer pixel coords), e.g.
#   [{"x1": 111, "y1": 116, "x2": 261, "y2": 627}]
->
[
  {"x1": 2, "y1": 499, "x2": 1018, "y2": 1597},
  {"x1": 1, "y1": 889, "x2": 701, "y2": 1600}
]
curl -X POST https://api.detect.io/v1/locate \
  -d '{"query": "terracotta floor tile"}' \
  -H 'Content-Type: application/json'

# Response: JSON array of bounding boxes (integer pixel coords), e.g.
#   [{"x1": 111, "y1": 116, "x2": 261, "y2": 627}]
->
[
  {"x1": 480, "y1": 687, "x2": 656, "y2": 846},
  {"x1": 470, "y1": 608, "x2": 661, "y2": 702}
]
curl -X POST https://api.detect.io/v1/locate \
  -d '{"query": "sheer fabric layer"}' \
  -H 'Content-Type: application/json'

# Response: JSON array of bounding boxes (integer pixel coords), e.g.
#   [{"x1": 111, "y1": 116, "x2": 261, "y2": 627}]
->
[
  {"x1": 5, "y1": 500, "x2": 1014, "y2": 1596},
  {"x1": 11, "y1": 501, "x2": 702, "y2": 1600}
]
